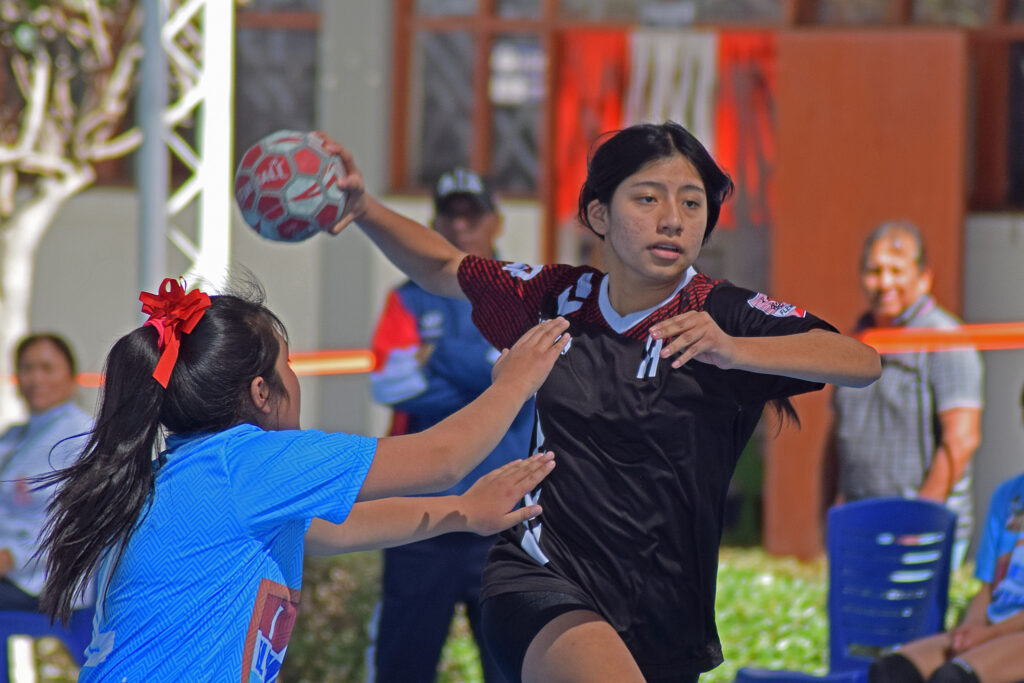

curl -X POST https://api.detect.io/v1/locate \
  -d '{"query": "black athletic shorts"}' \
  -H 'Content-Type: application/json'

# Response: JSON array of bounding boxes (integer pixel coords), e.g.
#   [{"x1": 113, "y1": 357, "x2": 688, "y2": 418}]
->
[
  {"x1": 481, "y1": 590, "x2": 702, "y2": 683},
  {"x1": 480, "y1": 590, "x2": 592, "y2": 682}
]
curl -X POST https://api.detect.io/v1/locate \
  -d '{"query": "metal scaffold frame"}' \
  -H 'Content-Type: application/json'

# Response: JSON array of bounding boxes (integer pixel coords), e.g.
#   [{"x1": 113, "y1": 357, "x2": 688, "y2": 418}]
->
[{"x1": 138, "y1": 0, "x2": 234, "y2": 294}]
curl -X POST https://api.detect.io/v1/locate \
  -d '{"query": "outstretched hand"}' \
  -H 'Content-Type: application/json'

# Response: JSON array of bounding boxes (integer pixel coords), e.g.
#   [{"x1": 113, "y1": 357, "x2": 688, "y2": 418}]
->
[
  {"x1": 460, "y1": 452, "x2": 555, "y2": 536},
  {"x1": 650, "y1": 311, "x2": 738, "y2": 370},
  {"x1": 492, "y1": 318, "x2": 570, "y2": 396},
  {"x1": 311, "y1": 131, "x2": 368, "y2": 235}
]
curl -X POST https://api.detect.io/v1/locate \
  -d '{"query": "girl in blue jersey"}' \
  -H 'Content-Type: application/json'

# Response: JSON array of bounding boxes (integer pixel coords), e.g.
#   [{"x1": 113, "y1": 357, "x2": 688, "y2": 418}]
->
[
  {"x1": 868, "y1": 382, "x2": 1024, "y2": 683},
  {"x1": 36, "y1": 279, "x2": 568, "y2": 682},
  {"x1": 323, "y1": 122, "x2": 882, "y2": 683}
]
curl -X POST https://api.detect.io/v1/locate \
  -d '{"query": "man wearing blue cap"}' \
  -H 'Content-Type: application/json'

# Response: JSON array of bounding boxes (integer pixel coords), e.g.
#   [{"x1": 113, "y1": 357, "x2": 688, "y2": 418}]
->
[{"x1": 366, "y1": 168, "x2": 528, "y2": 682}]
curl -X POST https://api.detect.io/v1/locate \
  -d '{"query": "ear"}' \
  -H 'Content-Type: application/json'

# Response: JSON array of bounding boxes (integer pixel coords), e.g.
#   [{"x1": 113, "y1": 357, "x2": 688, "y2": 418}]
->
[
  {"x1": 248, "y1": 376, "x2": 273, "y2": 416},
  {"x1": 587, "y1": 199, "x2": 610, "y2": 237},
  {"x1": 918, "y1": 266, "x2": 934, "y2": 296}
]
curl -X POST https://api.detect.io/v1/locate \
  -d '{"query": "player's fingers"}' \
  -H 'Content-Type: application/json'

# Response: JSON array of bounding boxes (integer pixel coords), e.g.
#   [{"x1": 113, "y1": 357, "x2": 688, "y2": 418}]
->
[
  {"x1": 514, "y1": 453, "x2": 555, "y2": 489},
  {"x1": 501, "y1": 504, "x2": 543, "y2": 528},
  {"x1": 526, "y1": 316, "x2": 569, "y2": 340},
  {"x1": 649, "y1": 311, "x2": 700, "y2": 340},
  {"x1": 671, "y1": 336, "x2": 712, "y2": 369},
  {"x1": 328, "y1": 215, "x2": 357, "y2": 235},
  {"x1": 661, "y1": 323, "x2": 708, "y2": 358}
]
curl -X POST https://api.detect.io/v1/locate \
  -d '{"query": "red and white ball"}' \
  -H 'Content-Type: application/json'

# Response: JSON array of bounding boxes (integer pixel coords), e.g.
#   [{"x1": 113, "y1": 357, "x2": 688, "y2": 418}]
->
[{"x1": 234, "y1": 130, "x2": 347, "y2": 242}]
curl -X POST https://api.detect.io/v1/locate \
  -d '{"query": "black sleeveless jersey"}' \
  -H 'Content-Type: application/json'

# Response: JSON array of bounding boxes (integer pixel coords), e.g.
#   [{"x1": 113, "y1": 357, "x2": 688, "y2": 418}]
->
[{"x1": 457, "y1": 255, "x2": 835, "y2": 678}]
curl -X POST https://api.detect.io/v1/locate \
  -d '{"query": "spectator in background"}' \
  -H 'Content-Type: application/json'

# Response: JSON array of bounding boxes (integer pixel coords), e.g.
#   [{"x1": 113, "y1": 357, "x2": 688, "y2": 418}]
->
[
  {"x1": 366, "y1": 168, "x2": 530, "y2": 682},
  {"x1": 868, "y1": 381, "x2": 1024, "y2": 683},
  {"x1": 824, "y1": 221, "x2": 984, "y2": 567},
  {"x1": 0, "y1": 333, "x2": 92, "y2": 611}
]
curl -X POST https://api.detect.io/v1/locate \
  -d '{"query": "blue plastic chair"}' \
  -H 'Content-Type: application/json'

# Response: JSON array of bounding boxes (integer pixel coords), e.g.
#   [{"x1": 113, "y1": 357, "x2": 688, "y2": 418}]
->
[
  {"x1": 0, "y1": 607, "x2": 93, "y2": 682},
  {"x1": 735, "y1": 497, "x2": 956, "y2": 683}
]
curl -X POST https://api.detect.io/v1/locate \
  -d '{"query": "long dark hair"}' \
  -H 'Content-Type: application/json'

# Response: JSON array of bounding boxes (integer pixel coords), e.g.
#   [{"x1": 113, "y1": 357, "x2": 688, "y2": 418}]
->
[
  {"x1": 35, "y1": 286, "x2": 288, "y2": 622},
  {"x1": 577, "y1": 121, "x2": 735, "y2": 244}
]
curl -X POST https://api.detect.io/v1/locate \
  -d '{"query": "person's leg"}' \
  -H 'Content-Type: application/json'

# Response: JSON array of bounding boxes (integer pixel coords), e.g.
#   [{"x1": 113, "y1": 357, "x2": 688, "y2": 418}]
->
[
  {"x1": 521, "y1": 610, "x2": 645, "y2": 683},
  {"x1": 869, "y1": 652, "x2": 926, "y2": 683},
  {"x1": 870, "y1": 631, "x2": 955, "y2": 681},
  {"x1": 927, "y1": 659, "x2": 980, "y2": 683},
  {"x1": 371, "y1": 542, "x2": 460, "y2": 683},
  {"x1": 481, "y1": 591, "x2": 599, "y2": 683},
  {"x1": 950, "y1": 631, "x2": 1024, "y2": 683}
]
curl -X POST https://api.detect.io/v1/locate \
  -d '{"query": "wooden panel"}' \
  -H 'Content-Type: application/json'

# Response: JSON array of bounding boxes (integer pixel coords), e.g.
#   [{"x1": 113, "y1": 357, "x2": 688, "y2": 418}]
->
[{"x1": 767, "y1": 30, "x2": 968, "y2": 559}]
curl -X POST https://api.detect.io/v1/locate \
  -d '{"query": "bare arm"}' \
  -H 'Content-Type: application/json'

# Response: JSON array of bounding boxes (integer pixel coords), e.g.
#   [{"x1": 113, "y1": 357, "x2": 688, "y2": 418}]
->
[
  {"x1": 650, "y1": 314, "x2": 882, "y2": 388},
  {"x1": 357, "y1": 318, "x2": 570, "y2": 500},
  {"x1": 918, "y1": 407, "x2": 982, "y2": 502},
  {"x1": 305, "y1": 453, "x2": 553, "y2": 555},
  {"x1": 319, "y1": 135, "x2": 467, "y2": 299}
]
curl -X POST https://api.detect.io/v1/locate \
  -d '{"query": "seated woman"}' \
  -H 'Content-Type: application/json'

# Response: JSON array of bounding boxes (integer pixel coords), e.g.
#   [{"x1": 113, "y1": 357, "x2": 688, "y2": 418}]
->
[
  {"x1": 0, "y1": 333, "x2": 92, "y2": 612},
  {"x1": 869, "y1": 383, "x2": 1024, "y2": 683}
]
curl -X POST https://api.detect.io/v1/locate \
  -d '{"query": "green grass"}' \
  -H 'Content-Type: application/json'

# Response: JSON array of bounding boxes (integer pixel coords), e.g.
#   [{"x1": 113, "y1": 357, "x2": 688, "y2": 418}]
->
[{"x1": 276, "y1": 547, "x2": 981, "y2": 682}]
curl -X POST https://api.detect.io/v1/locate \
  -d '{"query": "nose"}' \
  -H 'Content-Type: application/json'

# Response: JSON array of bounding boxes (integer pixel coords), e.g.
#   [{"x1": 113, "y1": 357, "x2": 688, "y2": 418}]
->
[
  {"x1": 877, "y1": 267, "x2": 896, "y2": 290},
  {"x1": 657, "y1": 203, "x2": 683, "y2": 236}
]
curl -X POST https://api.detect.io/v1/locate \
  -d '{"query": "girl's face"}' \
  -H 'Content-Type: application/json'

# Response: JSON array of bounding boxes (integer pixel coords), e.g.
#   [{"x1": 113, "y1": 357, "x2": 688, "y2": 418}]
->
[{"x1": 588, "y1": 153, "x2": 708, "y2": 295}]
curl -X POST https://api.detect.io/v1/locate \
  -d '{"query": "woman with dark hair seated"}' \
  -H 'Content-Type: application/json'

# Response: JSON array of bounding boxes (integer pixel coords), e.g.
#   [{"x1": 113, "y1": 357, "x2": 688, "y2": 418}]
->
[{"x1": 0, "y1": 333, "x2": 92, "y2": 612}]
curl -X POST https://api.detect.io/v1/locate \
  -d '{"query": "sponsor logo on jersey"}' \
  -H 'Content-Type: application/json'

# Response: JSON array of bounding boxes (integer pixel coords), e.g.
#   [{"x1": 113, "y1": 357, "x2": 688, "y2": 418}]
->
[
  {"x1": 503, "y1": 262, "x2": 544, "y2": 281},
  {"x1": 244, "y1": 579, "x2": 300, "y2": 683},
  {"x1": 1007, "y1": 495, "x2": 1024, "y2": 533},
  {"x1": 419, "y1": 310, "x2": 444, "y2": 339},
  {"x1": 746, "y1": 293, "x2": 806, "y2": 318}
]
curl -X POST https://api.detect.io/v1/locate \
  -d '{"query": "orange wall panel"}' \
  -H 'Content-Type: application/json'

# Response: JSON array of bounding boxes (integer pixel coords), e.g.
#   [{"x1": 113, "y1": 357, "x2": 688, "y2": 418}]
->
[{"x1": 767, "y1": 30, "x2": 968, "y2": 559}]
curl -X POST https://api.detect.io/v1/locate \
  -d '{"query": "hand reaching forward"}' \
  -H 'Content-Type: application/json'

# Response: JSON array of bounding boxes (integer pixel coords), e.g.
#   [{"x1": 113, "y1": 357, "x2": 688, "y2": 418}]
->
[
  {"x1": 650, "y1": 311, "x2": 738, "y2": 370},
  {"x1": 460, "y1": 452, "x2": 555, "y2": 536},
  {"x1": 492, "y1": 317, "x2": 571, "y2": 396}
]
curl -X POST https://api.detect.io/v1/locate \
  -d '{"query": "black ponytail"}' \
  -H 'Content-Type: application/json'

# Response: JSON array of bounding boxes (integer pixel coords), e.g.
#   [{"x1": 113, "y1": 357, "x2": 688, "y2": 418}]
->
[
  {"x1": 36, "y1": 330, "x2": 165, "y2": 622},
  {"x1": 36, "y1": 287, "x2": 287, "y2": 623}
]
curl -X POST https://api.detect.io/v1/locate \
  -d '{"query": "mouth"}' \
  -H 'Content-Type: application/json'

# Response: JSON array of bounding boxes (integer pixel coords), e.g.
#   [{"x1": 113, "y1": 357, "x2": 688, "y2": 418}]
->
[{"x1": 648, "y1": 243, "x2": 683, "y2": 260}]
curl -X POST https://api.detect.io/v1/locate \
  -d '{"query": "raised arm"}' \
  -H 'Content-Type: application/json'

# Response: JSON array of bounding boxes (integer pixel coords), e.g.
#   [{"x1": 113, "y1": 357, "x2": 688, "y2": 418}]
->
[
  {"x1": 651, "y1": 315, "x2": 881, "y2": 387},
  {"x1": 356, "y1": 317, "x2": 570, "y2": 501},
  {"x1": 305, "y1": 453, "x2": 553, "y2": 555},
  {"x1": 319, "y1": 134, "x2": 467, "y2": 299}
]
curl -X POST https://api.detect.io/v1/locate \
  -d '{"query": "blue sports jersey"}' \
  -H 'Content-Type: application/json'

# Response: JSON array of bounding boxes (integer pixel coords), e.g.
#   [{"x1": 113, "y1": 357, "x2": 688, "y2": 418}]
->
[
  {"x1": 370, "y1": 280, "x2": 532, "y2": 496},
  {"x1": 974, "y1": 471, "x2": 1024, "y2": 623},
  {"x1": 78, "y1": 424, "x2": 376, "y2": 682}
]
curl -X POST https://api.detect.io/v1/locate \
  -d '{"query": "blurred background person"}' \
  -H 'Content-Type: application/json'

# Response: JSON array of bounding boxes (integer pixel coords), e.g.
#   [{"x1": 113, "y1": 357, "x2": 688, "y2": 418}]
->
[
  {"x1": 365, "y1": 168, "x2": 531, "y2": 683},
  {"x1": 0, "y1": 333, "x2": 92, "y2": 612},
  {"x1": 824, "y1": 222, "x2": 984, "y2": 567}
]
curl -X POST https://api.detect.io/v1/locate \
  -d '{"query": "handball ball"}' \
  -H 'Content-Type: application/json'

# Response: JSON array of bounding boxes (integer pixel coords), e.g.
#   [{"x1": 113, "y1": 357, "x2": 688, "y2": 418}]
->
[{"x1": 234, "y1": 130, "x2": 347, "y2": 242}]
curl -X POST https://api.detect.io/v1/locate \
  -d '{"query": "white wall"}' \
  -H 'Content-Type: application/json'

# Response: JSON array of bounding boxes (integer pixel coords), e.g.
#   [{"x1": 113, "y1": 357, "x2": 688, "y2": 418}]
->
[{"x1": 964, "y1": 213, "x2": 1024, "y2": 547}]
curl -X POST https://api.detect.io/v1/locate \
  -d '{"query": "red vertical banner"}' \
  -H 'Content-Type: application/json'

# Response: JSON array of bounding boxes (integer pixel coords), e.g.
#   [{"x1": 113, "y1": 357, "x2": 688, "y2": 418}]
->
[
  {"x1": 553, "y1": 29, "x2": 629, "y2": 226},
  {"x1": 715, "y1": 33, "x2": 777, "y2": 231}
]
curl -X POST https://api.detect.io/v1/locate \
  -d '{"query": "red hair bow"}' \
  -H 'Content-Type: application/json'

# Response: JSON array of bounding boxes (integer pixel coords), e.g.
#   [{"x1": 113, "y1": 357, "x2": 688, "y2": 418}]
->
[{"x1": 139, "y1": 278, "x2": 212, "y2": 388}]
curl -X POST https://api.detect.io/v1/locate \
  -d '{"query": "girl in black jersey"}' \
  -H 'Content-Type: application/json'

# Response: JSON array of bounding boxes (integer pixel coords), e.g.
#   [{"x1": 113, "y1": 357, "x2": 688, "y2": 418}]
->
[{"x1": 324, "y1": 123, "x2": 881, "y2": 683}]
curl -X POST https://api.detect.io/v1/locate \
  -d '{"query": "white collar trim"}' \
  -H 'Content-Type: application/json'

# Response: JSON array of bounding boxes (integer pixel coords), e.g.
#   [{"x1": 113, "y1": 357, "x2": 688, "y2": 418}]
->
[{"x1": 598, "y1": 267, "x2": 696, "y2": 333}]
